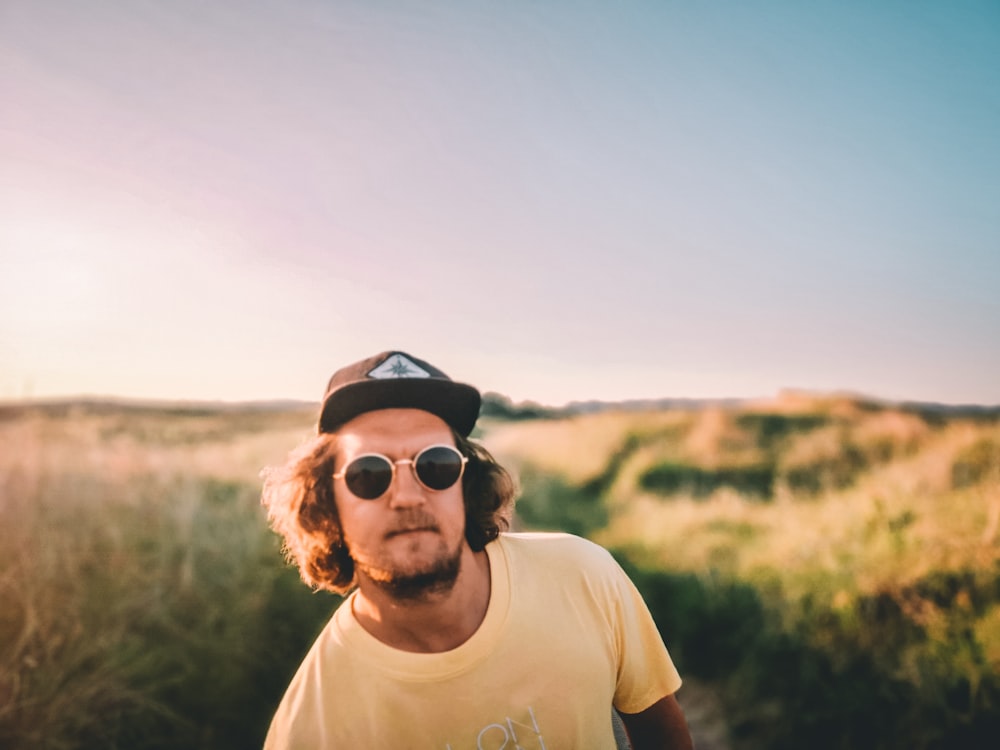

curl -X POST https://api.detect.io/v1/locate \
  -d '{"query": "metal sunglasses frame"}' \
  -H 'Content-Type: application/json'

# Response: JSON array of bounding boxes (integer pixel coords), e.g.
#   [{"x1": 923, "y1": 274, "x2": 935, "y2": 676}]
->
[{"x1": 332, "y1": 443, "x2": 468, "y2": 498}]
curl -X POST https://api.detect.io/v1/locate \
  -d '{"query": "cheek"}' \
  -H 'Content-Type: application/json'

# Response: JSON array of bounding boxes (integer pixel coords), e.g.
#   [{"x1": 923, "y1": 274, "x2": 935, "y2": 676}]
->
[
  {"x1": 441, "y1": 489, "x2": 468, "y2": 526},
  {"x1": 332, "y1": 497, "x2": 372, "y2": 540}
]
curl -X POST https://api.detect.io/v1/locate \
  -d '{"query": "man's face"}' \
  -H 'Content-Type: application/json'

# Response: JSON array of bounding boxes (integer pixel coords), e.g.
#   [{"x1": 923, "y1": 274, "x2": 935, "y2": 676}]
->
[{"x1": 332, "y1": 408, "x2": 468, "y2": 599}]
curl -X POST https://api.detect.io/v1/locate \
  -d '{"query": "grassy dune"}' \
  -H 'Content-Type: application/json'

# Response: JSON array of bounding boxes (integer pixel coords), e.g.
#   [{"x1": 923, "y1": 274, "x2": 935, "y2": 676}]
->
[
  {"x1": 483, "y1": 394, "x2": 1000, "y2": 748},
  {"x1": 1, "y1": 396, "x2": 998, "y2": 748}
]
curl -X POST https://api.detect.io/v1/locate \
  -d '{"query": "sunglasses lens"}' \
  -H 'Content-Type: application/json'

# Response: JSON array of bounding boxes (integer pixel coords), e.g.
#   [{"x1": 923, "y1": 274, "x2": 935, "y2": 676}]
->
[
  {"x1": 415, "y1": 446, "x2": 465, "y2": 490},
  {"x1": 343, "y1": 455, "x2": 394, "y2": 499}
]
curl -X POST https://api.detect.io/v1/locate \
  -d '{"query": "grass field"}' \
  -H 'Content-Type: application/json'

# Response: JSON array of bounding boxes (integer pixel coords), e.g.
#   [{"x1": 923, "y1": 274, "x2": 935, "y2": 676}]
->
[
  {"x1": 0, "y1": 402, "x2": 332, "y2": 749},
  {"x1": 485, "y1": 394, "x2": 1000, "y2": 748},
  {"x1": 1, "y1": 395, "x2": 997, "y2": 748}
]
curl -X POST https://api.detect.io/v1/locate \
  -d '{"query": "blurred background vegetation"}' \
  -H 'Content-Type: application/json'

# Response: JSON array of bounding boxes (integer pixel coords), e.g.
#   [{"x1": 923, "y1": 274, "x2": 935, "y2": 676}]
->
[{"x1": 1, "y1": 393, "x2": 998, "y2": 748}]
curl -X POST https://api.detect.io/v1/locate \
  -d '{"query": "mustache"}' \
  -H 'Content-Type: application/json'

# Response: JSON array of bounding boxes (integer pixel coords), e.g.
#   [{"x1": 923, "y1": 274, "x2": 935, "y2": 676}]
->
[{"x1": 384, "y1": 511, "x2": 441, "y2": 538}]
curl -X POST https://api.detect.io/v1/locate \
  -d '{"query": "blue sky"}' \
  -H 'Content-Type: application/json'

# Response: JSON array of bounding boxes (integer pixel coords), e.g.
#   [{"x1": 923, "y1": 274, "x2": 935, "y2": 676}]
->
[{"x1": 2, "y1": 0, "x2": 998, "y2": 405}]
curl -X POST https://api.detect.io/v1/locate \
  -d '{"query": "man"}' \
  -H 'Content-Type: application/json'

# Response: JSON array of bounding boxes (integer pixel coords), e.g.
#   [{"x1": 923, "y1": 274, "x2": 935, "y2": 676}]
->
[{"x1": 262, "y1": 351, "x2": 693, "y2": 749}]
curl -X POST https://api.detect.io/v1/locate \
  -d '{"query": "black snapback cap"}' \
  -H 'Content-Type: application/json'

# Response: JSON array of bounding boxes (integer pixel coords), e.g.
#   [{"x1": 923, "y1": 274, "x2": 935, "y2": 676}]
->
[{"x1": 318, "y1": 351, "x2": 481, "y2": 436}]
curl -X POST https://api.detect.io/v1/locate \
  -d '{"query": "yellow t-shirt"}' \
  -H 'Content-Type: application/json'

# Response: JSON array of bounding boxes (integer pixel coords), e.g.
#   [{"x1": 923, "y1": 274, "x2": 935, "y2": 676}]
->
[{"x1": 264, "y1": 532, "x2": 681, "y2": 749}]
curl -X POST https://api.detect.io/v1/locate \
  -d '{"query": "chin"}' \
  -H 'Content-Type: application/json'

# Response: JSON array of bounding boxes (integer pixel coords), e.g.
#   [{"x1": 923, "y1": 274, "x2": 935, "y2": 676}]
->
[{"x1": 372, "y1": 540, "x2": 464, "y2": 600}]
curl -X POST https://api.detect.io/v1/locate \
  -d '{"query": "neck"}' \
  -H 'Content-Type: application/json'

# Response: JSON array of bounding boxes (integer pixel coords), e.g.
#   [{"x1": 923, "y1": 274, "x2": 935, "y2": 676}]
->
[{"x1": 352, "y1": 545, "x2": 492, "y2": 653}]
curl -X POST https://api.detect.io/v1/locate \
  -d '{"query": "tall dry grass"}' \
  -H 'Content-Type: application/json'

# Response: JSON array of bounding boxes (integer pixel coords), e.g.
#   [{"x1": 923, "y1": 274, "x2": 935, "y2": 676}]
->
[{"x1": 0, "y1": 404, "x2": 336, "y2": 750}]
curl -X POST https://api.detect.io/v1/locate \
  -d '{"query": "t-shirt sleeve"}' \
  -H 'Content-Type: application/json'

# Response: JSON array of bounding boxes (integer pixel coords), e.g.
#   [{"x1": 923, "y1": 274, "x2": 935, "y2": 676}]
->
[{"x1": 607, "y1": 557, "x2": 683, "y2": 714}]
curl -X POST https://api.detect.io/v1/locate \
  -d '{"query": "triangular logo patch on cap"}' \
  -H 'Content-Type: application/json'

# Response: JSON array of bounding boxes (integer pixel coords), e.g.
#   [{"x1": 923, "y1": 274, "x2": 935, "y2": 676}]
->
[{"x1": 367, "y1": 353, "x2": 431, "y2": 379}]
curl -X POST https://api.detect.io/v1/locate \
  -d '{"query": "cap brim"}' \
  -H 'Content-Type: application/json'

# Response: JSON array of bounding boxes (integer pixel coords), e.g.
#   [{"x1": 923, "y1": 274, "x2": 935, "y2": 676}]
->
[{"x1": 319, "y1": 379, "x2": 481, "y2": 436}]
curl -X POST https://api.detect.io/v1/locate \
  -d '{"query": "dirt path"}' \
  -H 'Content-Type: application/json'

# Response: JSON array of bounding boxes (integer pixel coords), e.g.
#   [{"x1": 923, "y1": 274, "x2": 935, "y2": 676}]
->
[
  {"x1": 679, "y1": 678, "x2": 731, "y2": 750},
  {"x1": 612, "y1": 678, "x2": 730, "y2": 749}
]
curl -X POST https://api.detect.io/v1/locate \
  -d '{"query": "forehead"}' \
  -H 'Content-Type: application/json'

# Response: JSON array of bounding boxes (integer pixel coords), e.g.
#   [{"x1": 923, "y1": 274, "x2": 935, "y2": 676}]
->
[{"x1": 334, "y1": 408, "x2": 455, "y2": 457}]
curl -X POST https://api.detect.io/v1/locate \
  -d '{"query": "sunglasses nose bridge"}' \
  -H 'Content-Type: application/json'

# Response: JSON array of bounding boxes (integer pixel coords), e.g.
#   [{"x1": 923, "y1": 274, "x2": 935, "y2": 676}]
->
[
  {"x1": 385, "y1": 457, "x2": 426, "y2": 505},
  {"x1": 392, "y1": 458, "x2": 421, "y2": 485}
]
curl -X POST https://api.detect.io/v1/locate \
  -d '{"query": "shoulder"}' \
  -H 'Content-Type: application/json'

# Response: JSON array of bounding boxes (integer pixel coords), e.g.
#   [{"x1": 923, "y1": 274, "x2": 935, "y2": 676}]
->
[
  {"x1": 497, "y1": 530, "x2": 613, "y2": 557},
  {"x1": 495, "y1": 531, "x2": 621, "y2": 577}
]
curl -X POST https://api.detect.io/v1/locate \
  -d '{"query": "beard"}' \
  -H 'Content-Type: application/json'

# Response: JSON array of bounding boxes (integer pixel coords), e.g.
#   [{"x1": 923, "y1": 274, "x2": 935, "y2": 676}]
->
[
  {"x1": 372, "y1": 543, "x2": 462, "y2": 600},
  {"x1": 347, "y1": 516, "x2": 465, "y2": 601}
]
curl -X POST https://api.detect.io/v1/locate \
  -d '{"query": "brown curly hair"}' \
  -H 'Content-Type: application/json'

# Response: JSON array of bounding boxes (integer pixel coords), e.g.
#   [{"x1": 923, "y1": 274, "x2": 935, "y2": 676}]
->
[{"x1": 261, "y1": 430, "x2": 516, "y2": 594}]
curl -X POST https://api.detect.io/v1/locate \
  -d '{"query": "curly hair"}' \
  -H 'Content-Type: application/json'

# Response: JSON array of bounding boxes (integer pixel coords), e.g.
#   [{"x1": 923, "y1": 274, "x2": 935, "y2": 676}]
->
[{"x1": 261, "y1": 430, "x2": 516, "y2": 595}]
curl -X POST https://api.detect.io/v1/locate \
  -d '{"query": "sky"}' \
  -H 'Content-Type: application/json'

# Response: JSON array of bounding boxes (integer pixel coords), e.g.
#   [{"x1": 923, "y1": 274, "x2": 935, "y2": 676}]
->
[{"x1": 2, "y1": 0, "x2": 999, "y2": 407}]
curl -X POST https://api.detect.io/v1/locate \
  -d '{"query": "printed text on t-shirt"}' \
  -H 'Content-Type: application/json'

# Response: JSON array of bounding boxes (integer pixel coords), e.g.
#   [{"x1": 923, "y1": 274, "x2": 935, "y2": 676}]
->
[{"x1": 444, "y1": 706, "x2": 546, "y2": 750}]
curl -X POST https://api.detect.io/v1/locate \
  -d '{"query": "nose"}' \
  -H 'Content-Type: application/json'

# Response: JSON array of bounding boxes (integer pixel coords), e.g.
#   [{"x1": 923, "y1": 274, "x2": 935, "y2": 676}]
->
[{"x1": 386, "y1": 460, "x2": 426, "y2": 508}]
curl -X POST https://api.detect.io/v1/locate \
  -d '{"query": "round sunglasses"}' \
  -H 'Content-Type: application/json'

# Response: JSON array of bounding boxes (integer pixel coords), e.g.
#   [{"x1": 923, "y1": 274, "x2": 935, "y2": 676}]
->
[{"x1": 332, "y1": 444, "x2": 468, "y2": 500}]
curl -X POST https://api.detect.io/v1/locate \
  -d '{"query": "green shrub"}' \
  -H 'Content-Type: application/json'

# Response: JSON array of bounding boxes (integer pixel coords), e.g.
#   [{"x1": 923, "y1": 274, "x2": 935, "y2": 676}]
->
[
  {"x1": 639, "y1": 461, "x2": 775, "y2": 499},
  {"x1": 612, "y1": 550, "x2": 1000, "y2": 750},
  {"x1": 783, "y1": 444, "x2": 868, "y2": 496},
  {"x1": 952, "y1": 439, "x2": 999, "y2": 489},
  {"x1": 735, "y1": 414, "x2": 829, "y2": 447},
  {"x1": 514, "y1": 465, "x2": 608, "y2": 537},
  {"x1": 613, "y1": 557, "x2": 768, "y2": 681}
]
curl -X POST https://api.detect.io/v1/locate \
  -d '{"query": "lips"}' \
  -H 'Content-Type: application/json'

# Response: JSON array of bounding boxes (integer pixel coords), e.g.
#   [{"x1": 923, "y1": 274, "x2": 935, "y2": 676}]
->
[
  {"x1": 386, "y1": 511, "x2": 440, "y2": 539},
  {"x1": 385, "y1": 525, "x2": 438, "y2": 539}
]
